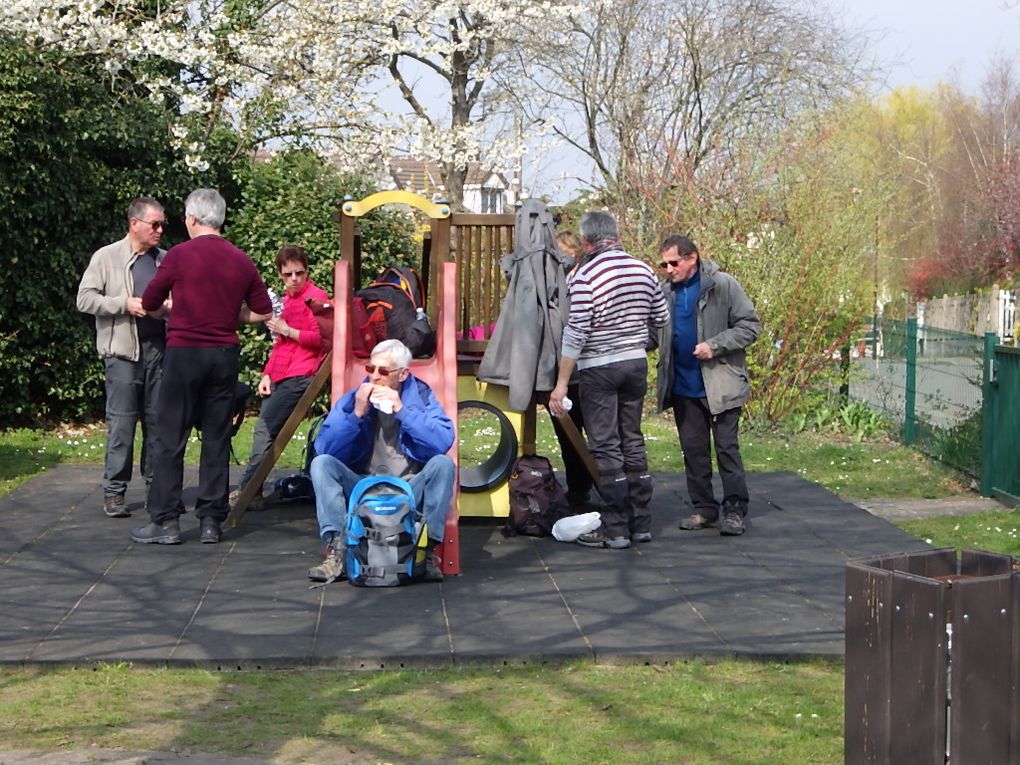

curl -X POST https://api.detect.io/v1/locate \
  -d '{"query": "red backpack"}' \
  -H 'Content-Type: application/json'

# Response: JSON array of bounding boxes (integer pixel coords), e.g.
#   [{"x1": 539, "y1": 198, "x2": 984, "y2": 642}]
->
[{"x1": 350, "y1": 296, "x2": 387, "y2": 358}]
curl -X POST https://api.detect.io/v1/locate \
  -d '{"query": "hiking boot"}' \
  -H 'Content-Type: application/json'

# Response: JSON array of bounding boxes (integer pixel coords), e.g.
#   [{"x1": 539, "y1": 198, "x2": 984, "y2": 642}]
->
[
  {"x1": 199, "y1": 516, "x2": 222, "y2": 544},
  {"x1": 719, "y1": 511, "x2": 746, "y2": 536},
  {"x1": 307, "y1": 546, "x2": 344, "y2": 582},
  {"x1": 678, "y1": 513, "x2": 718, "y2": 531},
  {"x1": 631, "y1": 531, "x2": 652, "y2": 543},
  {"x1": 576, "y1": 530, "x2": 631, "y2": 549},
  {"x1": 103, "y1": 495, "x2": 130, "y2": 518},
  {"x1": 131, "y1": 518, "x2": 182, "y2": 545},
  {"x1": 421, "y1": 542, "x2": 444, "y2": 582},
  {"x1": 228, "y1": 488, "x2": 263, "y2": 512}
]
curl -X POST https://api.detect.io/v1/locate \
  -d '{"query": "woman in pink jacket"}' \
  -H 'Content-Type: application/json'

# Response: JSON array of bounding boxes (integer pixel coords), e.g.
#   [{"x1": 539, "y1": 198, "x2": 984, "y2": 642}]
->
[{"x1": 230, "y1": 245, "x2": 329, "y2": 508}]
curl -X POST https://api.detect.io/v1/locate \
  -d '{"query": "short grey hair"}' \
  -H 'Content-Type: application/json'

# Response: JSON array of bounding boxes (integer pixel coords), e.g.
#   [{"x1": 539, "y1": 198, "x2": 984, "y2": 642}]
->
[
  {"x1": 579, "y1": 211, "x2": 618, "y2": 244},
  {"x1": 127, "y1": 197, "x2": 163, "y2": 222},
  {"x1": 371, "y1": 339, "x2": 412, "y2": 370},
  {"x1": 185, "y1": 188, "x2": 226, "y2": 229}
]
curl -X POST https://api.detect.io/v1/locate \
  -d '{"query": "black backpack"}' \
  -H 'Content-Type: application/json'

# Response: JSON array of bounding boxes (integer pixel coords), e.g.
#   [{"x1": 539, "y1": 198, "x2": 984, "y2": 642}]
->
[
  {"x1": 193, "y1": 382, "x2": 251, "y2": 437},
  {"x1": 504, "y1": 455, "x2": 571, "y2": 537},
  {"x1": 355, "y1": 266, "x2": 436, "y2": 358},
  {"x1": 272, "y1": 412, "x2": 328, "y2": 502},
  {"x1": 193, "y1": 382, "x2": 252, "y2": 464}
]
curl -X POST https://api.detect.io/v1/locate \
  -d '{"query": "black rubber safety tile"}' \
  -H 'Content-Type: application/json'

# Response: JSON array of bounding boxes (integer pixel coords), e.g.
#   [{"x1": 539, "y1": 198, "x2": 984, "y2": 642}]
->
[
  {"x1": 445, "y1": 569, "x2": 592, "y2": 662},
  {"x1": 542, "y1": 546, "x2": 726, "y2": 648},
  {"x1": 26, "y1": 544, "x2": 229, "y2": 664},
  {"x1": 225, "y1": 519, "x2": 319, "y2": 556},
  {"x1": 554, "y1": 575, "x2": 725, "y2": 659},
  {"x1": 171, "y1": 549, "x2": 320, "y2": 666},
  {"x1": 311, "y1": 583, "x2": 452, "y2": 668},
  {"x1": 0, "y1": 500, "x2": 92, "y2": 560},
  {"x1": 634, "y1": 548, "x2": 845, "y2": 657},
  {"x1": 0, "y1": 464, "x2": 936, "y2": 666},
  {"x1": 0, "y1": 576, "x2": 103, "y2": 662}
]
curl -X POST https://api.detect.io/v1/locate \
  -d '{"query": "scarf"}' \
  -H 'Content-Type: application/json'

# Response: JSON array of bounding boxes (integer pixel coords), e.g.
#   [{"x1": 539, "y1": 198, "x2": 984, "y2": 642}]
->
[{"x1": 581, "y1": 237, "x2": 625, "y2": 265}]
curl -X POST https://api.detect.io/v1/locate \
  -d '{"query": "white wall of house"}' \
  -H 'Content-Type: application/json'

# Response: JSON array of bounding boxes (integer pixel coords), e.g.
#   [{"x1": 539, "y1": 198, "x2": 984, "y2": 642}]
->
[{"x1": 918, "y1": 287, "x2": 1017, "y2": 343}]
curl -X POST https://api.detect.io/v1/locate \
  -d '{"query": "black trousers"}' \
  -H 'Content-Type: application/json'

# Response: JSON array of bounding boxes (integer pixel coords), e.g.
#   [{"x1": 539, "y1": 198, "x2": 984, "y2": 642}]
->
[
  {"x1": 147, "y1": 345, "x2": 240, "y2": 524},
  {"x1": 550, "y1": 381, "x2": 593, "y2": 501},
  {"x1": 579, "y1": 358, "x2": 653, "y2": 538},
  {"x1": 671, "y1": 395, "x2": 748, "y2": 518}
]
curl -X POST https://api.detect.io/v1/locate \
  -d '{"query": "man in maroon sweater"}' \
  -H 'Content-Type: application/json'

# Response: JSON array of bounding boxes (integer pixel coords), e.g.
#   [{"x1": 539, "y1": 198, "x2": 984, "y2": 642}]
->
[{"x1": 134, "y1": 188, "x2": 273, "y2": 545}]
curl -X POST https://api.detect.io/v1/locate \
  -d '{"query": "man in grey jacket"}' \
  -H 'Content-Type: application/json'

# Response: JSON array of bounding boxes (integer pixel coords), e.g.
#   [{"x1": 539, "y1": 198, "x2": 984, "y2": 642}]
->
[
  {"x1": 77, "y1": 198, "x2": 169, "y2": 518},
  {"x1": 655, "y1": 234, "x2": 760, "y2": 536}
]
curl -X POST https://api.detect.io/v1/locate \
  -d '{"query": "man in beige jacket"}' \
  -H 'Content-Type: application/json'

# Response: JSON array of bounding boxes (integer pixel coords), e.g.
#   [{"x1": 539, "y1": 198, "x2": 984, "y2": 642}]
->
[{"x1": 77, "y1": 197, "x2": 169, "y2": 518}]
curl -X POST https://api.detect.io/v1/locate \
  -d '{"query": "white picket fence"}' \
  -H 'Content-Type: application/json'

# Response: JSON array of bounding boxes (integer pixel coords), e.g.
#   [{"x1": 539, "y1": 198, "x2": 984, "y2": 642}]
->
[{"x1": 917, "y1": 287, "x2": 1017, "y2": 344}]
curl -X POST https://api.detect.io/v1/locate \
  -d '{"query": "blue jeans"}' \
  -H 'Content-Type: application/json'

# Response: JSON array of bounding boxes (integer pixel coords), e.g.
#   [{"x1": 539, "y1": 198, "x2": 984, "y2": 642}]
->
[{"x1": 310, "y1": 453, "x2": 455, "y2": 543}]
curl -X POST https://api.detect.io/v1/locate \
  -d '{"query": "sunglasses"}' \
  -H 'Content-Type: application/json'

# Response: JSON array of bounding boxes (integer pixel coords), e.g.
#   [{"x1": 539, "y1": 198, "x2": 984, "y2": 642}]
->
[
  {"x1": 281, "y1": 269, "x2": 306, "y2": 278},
  {"x1": 135, "y1": 218, "x2": 165, "y2": 231},
  {"x1": 659, "y1": 252, "x2": 696, "y2": 268},
  {"x1": 364, "y1": 364, "x2": 402, "y2": 376}
]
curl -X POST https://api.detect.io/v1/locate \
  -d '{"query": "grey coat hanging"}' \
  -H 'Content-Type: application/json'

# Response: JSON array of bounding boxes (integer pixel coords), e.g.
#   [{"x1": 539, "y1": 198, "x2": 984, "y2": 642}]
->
[{"x1": 477, "y1": 199, "x2": 573, "y2": 412}]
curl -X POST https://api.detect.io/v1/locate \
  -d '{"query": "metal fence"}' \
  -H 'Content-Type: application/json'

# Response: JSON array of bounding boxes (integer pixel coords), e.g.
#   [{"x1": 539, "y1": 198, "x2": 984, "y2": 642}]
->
[
  {"x1": 850, "y1": 317, "x2": 984, "y2": 478},
  {"x1": 982, "y1": 343, "x2": 1020, "y2": 503}
]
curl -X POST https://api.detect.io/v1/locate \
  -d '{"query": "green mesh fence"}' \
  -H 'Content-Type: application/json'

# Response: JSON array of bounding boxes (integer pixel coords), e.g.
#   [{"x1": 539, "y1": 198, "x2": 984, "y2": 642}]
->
[{"x1": 849, "y1": 317, "x2": 983, "y2": 477}]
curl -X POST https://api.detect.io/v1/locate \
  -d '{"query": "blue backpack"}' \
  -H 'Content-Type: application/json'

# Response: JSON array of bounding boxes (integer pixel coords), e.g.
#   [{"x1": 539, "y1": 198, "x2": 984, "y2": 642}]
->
[{"x1": 344, "y1": 475, "x2": 428, "y2": 587}]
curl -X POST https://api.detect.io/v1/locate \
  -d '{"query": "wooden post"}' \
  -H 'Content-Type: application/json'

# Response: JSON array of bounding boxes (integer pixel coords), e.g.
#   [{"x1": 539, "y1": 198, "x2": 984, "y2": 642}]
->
[{"x1": 225, "y1": 353, "x2": 332, "y2": 528}]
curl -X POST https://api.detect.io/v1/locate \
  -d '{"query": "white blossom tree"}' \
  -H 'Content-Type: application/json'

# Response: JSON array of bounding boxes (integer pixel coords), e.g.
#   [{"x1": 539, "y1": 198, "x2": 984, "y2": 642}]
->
[{"x1": 1, "y1": 0, "x2": 580, "y2": 207}]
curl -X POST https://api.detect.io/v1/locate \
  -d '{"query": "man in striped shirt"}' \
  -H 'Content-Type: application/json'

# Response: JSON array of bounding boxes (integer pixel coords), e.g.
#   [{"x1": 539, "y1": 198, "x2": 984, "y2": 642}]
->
[{"x1": 549, "y1": 211, "x2": 670, "y2": 548}]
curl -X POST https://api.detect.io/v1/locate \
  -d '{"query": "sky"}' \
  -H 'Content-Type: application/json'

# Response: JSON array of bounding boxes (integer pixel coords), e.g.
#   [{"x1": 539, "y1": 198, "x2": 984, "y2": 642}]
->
[
  {"x1": 844, "y1": 0, "x2": 1019, "y2": 92},
  {"x1": 531, "y1": 0, "x2": 1019, "y2": 201}
]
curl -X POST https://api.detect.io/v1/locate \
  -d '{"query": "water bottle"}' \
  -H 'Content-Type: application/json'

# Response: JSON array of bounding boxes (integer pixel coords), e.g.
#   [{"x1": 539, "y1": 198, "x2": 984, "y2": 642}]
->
[{"x1": 268, "y1": 288, "x2": 284, "y2": 340}]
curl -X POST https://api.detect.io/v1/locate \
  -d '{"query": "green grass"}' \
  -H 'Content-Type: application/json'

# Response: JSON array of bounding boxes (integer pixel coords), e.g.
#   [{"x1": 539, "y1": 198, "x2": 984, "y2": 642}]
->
[
  {"x1": 894, "y1": 510, "x2": 1020, "y2": 556},
  {"x1": 535, "y1": 409, "x2": 966, "y2": 501},
  {"x1": 2, "y1": 407, "x2": 965, "y2": 502},
  {"x1": 0, "y1": 659, "x2": 844, "y2": 764},
  {"x1": 0, "y1": 418, "x2": 309, "y2": 498}
]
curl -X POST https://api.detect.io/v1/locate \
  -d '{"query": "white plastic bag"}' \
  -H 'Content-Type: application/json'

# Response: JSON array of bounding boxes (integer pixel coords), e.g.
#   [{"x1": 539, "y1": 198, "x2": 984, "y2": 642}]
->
[{"x1": 552, "y1": 511, "x2": 601, "y2": 542}]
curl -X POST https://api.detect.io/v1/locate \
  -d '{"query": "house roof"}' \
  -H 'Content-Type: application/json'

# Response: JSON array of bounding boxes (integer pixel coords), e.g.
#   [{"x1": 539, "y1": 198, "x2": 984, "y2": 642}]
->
[{"x1": 389, "y1": 157, "x2": 509, "y2": 194}]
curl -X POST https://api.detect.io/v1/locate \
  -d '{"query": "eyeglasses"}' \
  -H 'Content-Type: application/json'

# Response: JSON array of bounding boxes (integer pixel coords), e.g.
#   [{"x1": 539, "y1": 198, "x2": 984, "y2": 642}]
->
[
  {"x1": 659, "y1": 252, "x2": 696, "y2": 268},
  {"x1": 364, "y1": 364, "x2": 403, "y2": 376},
  {"x1": 280, "y1": 269, "x2": 306, "y2": 278},
  {"x1": 134, "y1": 218, "x2": 165, "y2": 231}
]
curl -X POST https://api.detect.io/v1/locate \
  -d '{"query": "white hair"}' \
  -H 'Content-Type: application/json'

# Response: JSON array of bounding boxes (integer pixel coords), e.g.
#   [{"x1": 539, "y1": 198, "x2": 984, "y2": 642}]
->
[
  {"x1": 185, "y1": 188, "x2": 226, "y2": 229},
  {"x1": 371, "y1": 339, "x2": 412, "y2": 369}
]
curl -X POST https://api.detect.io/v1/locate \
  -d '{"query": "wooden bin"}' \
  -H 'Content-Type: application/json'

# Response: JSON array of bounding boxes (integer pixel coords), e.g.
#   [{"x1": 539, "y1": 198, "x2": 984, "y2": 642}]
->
[{"x1": 845, "y1": 548, "x2": 1020, "y2": 764}]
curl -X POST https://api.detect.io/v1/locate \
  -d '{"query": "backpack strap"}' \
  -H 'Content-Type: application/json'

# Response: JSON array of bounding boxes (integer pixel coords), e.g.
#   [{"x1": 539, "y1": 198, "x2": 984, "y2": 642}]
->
[
  {"x1": 364, "y1": 527, "x2": 403, "y2": 543},
  {"x1": 361, "y1": 564, "x2": 405, "y2": 579},
  {"x1": 368, "y1": 266, "x2": 423, "y2": 310}
]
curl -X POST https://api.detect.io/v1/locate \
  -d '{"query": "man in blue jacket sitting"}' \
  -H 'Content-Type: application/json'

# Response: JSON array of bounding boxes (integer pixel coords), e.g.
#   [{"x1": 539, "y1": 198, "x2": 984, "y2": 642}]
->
[{"x1": 308, "y1": 339, "x2": 455, "y2": 583}]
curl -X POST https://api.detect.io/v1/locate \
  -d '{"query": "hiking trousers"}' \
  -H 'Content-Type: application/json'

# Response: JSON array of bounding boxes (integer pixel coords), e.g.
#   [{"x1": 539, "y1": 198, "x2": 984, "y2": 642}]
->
[
  {"x1": 237, "y1": 375, "x2": 312, "y2": 491},
  {"x1": 579, "y1": 358, "x2": 650, "y2": 538},
  {"x1": 671, "y1": 395, "x2": 748, "y2": 517},
  {"x1": 102, "y1": 337, "x2": 164, "y2": 498}
]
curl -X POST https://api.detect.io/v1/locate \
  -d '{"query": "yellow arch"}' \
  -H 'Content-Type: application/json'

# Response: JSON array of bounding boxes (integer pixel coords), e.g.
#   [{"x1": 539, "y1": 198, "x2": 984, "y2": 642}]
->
[{"x1": 341, "y1": 190, "x2": 451, "y2": 219}]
